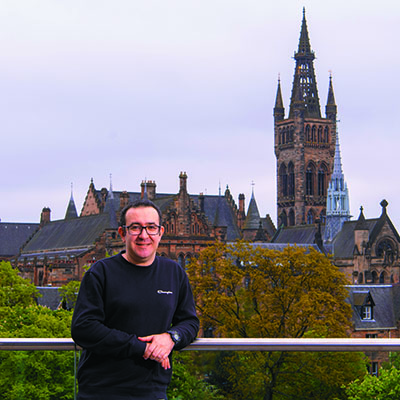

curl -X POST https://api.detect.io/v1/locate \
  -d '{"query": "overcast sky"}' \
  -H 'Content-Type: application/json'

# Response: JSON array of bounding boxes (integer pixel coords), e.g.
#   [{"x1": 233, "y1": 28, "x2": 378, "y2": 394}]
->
[{"x1": 1, "y1": 0, "x2": 400, "y2": 229}]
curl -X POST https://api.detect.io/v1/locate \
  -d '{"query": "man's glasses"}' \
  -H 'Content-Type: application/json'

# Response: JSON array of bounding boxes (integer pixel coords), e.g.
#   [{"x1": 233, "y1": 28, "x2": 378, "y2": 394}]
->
[{"x1": 124, "y1": 224, "x2": 161, "y2": 236}]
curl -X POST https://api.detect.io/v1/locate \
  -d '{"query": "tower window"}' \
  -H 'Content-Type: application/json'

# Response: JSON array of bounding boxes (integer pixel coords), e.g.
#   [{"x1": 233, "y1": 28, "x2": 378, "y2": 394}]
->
[
  {"x1": 279, "y1": 164, "x2": 288, "y2": 197},
  {"x1": 318, "y1": 164, "x2": 327, "y2": 196},
  {"x1": 289, "y1": 209, "x2": 295, "y2": 226},
  {"x1": 324, "y1": 126, "x2": 329, "y2": 143},
  {"x1": 306, "y1": 165, "x2": 315, "y2": 195}
]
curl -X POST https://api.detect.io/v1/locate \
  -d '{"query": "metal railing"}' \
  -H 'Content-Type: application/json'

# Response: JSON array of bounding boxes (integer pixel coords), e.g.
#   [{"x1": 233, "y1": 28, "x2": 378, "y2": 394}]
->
[
  {"x1": 1, "y1": 337, "x2": 398, "y2": 400},
  {"x1": 2, "y1": 337, "x2": 400, "y2": 352}
]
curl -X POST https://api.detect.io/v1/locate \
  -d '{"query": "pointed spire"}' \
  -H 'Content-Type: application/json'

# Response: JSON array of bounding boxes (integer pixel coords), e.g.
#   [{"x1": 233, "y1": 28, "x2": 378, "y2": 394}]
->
[
  {"x1": 324, "y1": 125, "x2": 351, "y2": 242},
  {"x1": 243, "y1": 186, "x2": 261, "y2": 230},
  {"x1": 325, "y1": 73, "x2": 337, "y2": 120},
  {"x1": 64, "y1": 183, "x2": 78, "y2": 220},
  {"x1": 332, "y1": 129, "x2": 344, "y2": 184},
  {"x1": 274, "y1": 76, "x2": 285, "y2": 121},
  {"x1": 104, "y1": 175, "x2": 118, "y2": 228},
  {"x1": 289, "y1": 8, "x2": 321, "y2": 119},
  {"x1": 355, "y1": 206, "x2": 368, "y2": 230},
  {"x1": 297, "y1": 7, "x2": 312, "y2": 56}
]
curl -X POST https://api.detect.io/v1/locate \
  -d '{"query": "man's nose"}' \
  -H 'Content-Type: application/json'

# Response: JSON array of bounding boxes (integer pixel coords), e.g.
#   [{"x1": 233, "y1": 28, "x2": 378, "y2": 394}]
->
[{"x1": 138, "y1": 226, "x2": 149, "y2": 238}]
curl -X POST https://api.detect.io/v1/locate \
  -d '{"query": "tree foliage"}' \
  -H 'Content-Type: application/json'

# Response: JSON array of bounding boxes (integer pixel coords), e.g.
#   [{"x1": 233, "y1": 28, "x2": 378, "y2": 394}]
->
[
  {"x1": 167, "y1": 352, "x2": 224, "y2": 400},
  {"x1": 0, "y1": 261, "x2": 38, "y2": 307},
  {"x1": 186, "y1": 242, "x2": 366, "y2": 400},
  {"x1": 58, "y1": 280, "x2": 80, "y2": 310},
  {"x1": 345, "y1": 367, "x2": 400, "y2": 400},
  {"x1": 0, "y1": 262, "x2": 75, "y2": 399}
]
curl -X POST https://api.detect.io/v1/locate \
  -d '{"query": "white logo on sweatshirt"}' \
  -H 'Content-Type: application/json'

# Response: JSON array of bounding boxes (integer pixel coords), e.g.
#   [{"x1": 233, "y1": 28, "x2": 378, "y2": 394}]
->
[{"x1": 157, "y1": 290, "x2": 173, "y2": 295}]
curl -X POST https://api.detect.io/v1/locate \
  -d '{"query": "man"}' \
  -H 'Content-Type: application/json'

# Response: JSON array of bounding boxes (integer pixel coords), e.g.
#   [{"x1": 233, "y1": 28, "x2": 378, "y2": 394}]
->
[{"x1": 71, "y1": 200, "x2": 199, "y2": 400}]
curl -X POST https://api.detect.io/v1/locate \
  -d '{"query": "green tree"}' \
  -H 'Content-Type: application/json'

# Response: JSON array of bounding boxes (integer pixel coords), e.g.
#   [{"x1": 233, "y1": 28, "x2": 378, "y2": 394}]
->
[
  {"x1": 345, "y1": 367, "x2": 400, "y2": 400},
  {"x1": 167, "y1": 352, "x2": 224, "y2": 400},
  {"x1": 0, "y1": 261, "x2": 38, "y2": 307},
  {"x1": 58, "y1": 280, "x2": 80, "y2": 310},
  {"x1": 186, "y1": 242, "x2": 366, "y2": 400},
  {"x1": 0, "y1": 262, "x2": 75, "y2": 400}
]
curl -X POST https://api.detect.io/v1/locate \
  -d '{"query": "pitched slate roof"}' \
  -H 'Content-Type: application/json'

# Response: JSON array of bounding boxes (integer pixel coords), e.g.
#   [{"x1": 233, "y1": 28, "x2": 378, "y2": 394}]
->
[
  {"x1": 333, "y1": 219, "x2": 378, "y2": 258},
  {"x1": 346, "y1": 285, "x2": 400, "y2": 330},
  {"x1": 271, "y1": 224, "x2": 323, "y2": 245},
  {"x1": 192, "y1": 195, "x2": 241, "y2": 241},
  {"x1": 244, "y1": 242, "x2": 321, "y2": 252},
  {"x1": 0, "y1": 222, "x2": 40, "y2": 258},
  {"x1": 20, "y1": 213, "x2": 114, "y2": 257},
  {"x1": 36, "y1": 287, "x2": 63, "y2": 310}
]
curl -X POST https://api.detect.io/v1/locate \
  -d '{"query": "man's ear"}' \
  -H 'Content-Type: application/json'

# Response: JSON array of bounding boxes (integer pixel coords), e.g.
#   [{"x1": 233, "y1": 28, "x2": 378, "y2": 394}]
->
[
  {"x1": 159, "y1": 225, "x2": 165, "y2": 238},
  {"x1": 118, "y1": 226, "x2": 126, "y2": 240}
]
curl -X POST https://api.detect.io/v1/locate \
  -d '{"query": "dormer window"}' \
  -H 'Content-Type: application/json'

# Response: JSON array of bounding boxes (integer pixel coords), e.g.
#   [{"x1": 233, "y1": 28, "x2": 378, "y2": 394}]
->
[
  {"x1": 362, "y1": 305, "x2": 373, "y2": 320},
  {"x1": 353, "y1": 291, "x2": 375, "y2": 321}
]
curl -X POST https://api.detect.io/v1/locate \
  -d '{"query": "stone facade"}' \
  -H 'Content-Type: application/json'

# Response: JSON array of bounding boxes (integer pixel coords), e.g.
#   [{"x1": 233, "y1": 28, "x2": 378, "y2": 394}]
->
[{"x1": 15, "y1": 172, "x2": 275, "y2": 285}]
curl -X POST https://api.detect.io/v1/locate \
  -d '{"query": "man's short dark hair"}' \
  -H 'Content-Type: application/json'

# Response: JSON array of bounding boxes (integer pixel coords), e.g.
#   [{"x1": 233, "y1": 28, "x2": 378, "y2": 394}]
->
[{"x1": 119, "y1": 200, "x2": 163, "y2": 228}]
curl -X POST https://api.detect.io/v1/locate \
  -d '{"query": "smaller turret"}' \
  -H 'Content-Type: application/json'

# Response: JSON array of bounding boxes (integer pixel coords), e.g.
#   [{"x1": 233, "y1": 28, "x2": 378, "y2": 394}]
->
[
  {"x1": 325, "y1": 74, "x2": 337, "y2": 121},
  {"x1": 273, "y1": 78, "x2": 285, "y2": 122}
]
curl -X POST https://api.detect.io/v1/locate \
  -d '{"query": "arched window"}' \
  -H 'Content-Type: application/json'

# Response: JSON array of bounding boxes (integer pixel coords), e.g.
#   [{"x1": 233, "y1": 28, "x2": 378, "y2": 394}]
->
[
  {"x1": 286, "y1": 127, "x2": 291, "y2": 143},
  {"x1": 376, "y1": 239, "x2": 396, "y2": 265},
  {"x1": 289, "y1": 209, "x2": 295, "y2": 226},
  {"x1": 358, "y1": 272, "x2": 364, "y2": 284},
  {"x1": 379, "y1": 271, "x2": 386, "y2": 284},
  {"x1": 290, "y1": 126, "x2": 294, "y2": 142},
  {"x1": 306, "y1": 209, "x2": 315, "y2": 224},
  {"x1": 306, "y1": 164, "x2": 315, "y2": 195},
  {"x1": 318, "y1": 126, "x2": 323, "y2": 143},
  {"x1": 318, "y1": 164, "x2": 328, "y2": 196},
  {"x1": 324, "y1": 126, "x2": 329, "y2": 143},
  {"x1": 311, "y1": 125, "x2": 317, "y2": 142},
  {"x1": 288, "y1": 162, "x2": 295, "y2": 196},
  {"x1": 279, "y1": 210, "x2": 288, "y2": 227},
  {"x1": 371, "y1": 271, "x2": 378, "y2": 283},
  {"x1": 281, "y1": 129, "x2": 285, "y2": 144},
  {"x1": 178, "y1": 254, "x2": 185, "y2": 268},
  {"x1": 279, "y1": 164, "x2": 288, "y2": 197},
  {"x1": 305, "y1": 125, "x2": 311, "y2": 141}
]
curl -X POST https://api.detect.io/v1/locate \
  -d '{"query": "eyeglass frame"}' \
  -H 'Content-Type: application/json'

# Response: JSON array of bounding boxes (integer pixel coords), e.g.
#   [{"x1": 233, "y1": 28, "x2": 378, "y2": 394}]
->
[{"x1": 123, "y1": 224, "x2": 162, "y2": 236}]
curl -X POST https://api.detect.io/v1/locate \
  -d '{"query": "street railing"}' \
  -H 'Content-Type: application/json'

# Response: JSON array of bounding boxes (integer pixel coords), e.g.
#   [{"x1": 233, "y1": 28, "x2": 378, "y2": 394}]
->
[{"x1": 1, "y1": 337, "x2": 400, "y2": 352}]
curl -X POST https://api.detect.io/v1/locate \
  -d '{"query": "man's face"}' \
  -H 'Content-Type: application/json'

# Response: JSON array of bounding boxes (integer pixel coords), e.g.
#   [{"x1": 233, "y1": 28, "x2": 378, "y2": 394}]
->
[{"x1": 118, "y1": 206, "x2": 164, "y2": 266}]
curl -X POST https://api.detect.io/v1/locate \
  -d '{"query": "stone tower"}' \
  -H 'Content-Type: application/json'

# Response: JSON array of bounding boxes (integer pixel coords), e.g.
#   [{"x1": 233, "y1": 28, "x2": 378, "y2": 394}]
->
[{"x1": 274, "y1": 9, "x2": 337, "y2": 227}]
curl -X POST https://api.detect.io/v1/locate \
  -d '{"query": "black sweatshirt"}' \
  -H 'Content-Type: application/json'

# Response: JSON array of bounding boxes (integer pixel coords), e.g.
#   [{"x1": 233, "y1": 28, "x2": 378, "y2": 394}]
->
[{"x1": 71, "y1": 253, "x2": 199, "y2": 396}]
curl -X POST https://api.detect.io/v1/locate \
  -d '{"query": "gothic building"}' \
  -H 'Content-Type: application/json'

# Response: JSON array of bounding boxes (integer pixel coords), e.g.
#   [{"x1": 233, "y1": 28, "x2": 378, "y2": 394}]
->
[
  {"x1": 274, "y1": 9, "x2": 337, "y2": 227},
  {"x1": 14, "y1": 172, "x2": 276, "y2": 286}
]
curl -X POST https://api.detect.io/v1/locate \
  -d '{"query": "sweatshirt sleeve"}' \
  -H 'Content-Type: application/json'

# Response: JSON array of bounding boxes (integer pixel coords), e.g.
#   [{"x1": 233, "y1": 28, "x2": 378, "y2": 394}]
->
[
  {"x1": 169, "y1": 270, "x2": 200, "y2": 351},
  {"x1": 71, "y1": 266, "x2": 146, "y2": 358}
]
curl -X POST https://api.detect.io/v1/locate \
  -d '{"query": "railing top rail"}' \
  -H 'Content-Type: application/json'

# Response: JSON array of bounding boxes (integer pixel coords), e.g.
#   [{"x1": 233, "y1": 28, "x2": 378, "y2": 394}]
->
[{"x1": 2, "y1": 338, "x2": 400, "y2": 352}]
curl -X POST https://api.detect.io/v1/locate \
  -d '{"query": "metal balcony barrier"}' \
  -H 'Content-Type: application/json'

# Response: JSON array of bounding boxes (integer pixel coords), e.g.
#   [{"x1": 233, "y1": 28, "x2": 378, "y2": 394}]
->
[
  {"x1": 1, "y1": 338, "x2": 399, "y2": 400},
  {"x1": 1, "y1": 337, "x2": 400, "y2": 351}
]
